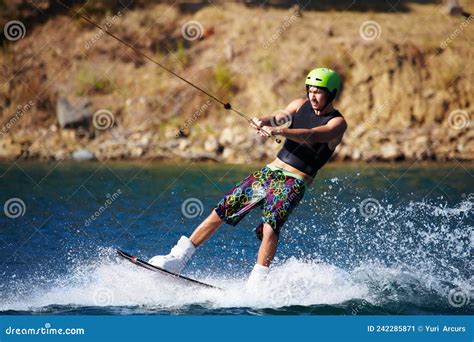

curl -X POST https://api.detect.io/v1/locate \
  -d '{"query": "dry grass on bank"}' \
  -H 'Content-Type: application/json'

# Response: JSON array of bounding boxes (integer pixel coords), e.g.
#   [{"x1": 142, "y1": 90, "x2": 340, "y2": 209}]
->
[{"x1": 0, "y1": 1, "x2": 473, "y2": 161}]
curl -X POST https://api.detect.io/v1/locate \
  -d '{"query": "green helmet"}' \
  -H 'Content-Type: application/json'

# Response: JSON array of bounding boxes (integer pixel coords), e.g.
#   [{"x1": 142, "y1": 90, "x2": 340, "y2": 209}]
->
[{"x1": 305, "y1": 68, "x2": 342, "y2": 102}]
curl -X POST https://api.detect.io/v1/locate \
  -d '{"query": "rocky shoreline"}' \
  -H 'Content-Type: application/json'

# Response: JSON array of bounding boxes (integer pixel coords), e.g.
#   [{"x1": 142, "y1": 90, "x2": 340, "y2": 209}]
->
[
  {"x1": 1, "y1": 2, "x2": 473, "y2": 163},
  {"x1": 1, "y1": 119, "x2": 472, "y2": 163}
]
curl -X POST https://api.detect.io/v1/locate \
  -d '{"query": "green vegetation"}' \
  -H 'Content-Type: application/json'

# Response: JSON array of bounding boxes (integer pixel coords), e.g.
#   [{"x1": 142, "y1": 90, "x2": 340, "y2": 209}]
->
[
  {"x1": 76, "y1": 68, "x2": 114, "y2": 96},
  {"x1": 0, "y1": 1, "x2": 473, "y2": 161},
  {"x1": 173, "y1": 41, "x2": 189, "y2": 69},
  {"x1": 213, "y1": 62, "x2": 234, "y2": 94}
]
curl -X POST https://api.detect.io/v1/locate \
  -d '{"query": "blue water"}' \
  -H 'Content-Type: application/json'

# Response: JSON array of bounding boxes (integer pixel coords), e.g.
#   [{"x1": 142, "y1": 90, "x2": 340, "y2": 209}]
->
[{"x1": 0, "y1": 161, "x2": 472, "y2": 315}]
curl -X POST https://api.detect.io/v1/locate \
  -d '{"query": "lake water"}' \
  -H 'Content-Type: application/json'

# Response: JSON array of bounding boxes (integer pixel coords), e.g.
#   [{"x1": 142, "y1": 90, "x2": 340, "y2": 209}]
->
[{"x1": 0, "y1": 161, "x2": 472, "y2": 315}]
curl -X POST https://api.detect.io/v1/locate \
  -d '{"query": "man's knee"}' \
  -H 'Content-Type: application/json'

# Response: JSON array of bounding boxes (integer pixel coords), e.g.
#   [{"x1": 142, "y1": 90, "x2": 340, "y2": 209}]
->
[
  {"x1": 211, "y1": 209, "x2": 224, "y2": 224},
  {"x1": 262, "y1": 224, "x2": 278, "y2": 241}
]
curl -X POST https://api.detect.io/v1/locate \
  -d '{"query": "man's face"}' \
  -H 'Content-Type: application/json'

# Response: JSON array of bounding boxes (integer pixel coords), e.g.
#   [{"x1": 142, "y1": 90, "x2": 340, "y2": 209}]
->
[{"x1": 308, "y1": 86, "x2": 328, "y2": 111}]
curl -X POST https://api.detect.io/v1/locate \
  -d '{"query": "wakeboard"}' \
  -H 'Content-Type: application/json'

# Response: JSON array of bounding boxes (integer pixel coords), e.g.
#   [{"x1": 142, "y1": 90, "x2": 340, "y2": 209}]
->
[{"x1": 117, "y1": 249, "x2": 220, "y2": 290}]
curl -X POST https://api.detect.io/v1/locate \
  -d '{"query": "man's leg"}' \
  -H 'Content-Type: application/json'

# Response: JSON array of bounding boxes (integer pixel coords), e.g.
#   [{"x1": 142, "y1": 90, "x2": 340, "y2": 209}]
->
[
  {"x1": 148, "y1": 209, "x2": 223, "y2": 272},
  {"x1": 256, "y1": 223, "x2": 278, "y2": 266},
  {"x1": 247, "y1": 223, "x2": 277, "y2": 287},
  {"x1": 189, "y1": 209, "x2": 224, "y2": 247},
  {"x1": 149, "y1": 167, "x2": 266, "y2": 273}
]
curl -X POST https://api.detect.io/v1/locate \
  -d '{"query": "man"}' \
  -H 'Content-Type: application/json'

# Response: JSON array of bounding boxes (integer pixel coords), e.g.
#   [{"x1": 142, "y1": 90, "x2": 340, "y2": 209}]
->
[{"x1": 149, "y1": 68, "x2": 347, "y2": 284}]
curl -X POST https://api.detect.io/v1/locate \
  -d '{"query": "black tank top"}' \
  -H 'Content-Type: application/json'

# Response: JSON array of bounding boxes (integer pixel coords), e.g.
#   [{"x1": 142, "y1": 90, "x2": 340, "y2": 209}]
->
[{"x1": 277, "y1": 100, "x2": 343, "y2": 177}]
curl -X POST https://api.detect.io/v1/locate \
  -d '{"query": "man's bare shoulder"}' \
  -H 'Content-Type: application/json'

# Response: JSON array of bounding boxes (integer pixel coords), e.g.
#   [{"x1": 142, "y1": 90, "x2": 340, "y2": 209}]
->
[{"x1": 286, "y1": 98, "x2": 307, "y2": 112}]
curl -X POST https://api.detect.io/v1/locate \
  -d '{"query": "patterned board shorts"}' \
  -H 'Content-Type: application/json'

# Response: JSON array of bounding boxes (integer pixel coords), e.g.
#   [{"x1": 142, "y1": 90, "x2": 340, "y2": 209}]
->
[{"x1": 214, "y1": 166, "x2": 306, "y2": 240}]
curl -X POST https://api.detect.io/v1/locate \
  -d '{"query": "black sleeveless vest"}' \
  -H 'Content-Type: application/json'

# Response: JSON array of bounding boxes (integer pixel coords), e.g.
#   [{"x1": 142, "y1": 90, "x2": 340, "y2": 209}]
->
[{"x1": 277, "y1": 100, "x2": 343, "y2": 177}]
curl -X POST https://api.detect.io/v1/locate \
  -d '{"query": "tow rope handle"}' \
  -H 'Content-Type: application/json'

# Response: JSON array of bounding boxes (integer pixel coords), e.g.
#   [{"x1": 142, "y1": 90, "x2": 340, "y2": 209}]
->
[{"x1": 223, "y1": 103, "x2": 281, "y2": 144}]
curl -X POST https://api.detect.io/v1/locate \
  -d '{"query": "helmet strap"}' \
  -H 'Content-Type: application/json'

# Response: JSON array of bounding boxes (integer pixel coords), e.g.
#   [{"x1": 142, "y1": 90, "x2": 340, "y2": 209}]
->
[{"x1": 320, "y1": 91, "x2": 336, "y2": 112}]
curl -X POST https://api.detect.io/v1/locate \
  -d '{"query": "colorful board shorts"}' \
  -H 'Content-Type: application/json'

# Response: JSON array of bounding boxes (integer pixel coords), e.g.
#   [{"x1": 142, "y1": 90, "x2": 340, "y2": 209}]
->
[{"x1": 214, "y1": 166, "x2": 306, "y2": 240}]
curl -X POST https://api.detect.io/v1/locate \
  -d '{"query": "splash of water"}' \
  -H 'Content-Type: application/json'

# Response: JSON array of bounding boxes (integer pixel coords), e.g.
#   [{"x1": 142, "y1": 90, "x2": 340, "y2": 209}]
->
[
  {"x1": 1, "y1": 189, "x2": 472, "y2": 315},
  {"x1": 1, "y1": 248, "x2": 471, "y2": 314}
]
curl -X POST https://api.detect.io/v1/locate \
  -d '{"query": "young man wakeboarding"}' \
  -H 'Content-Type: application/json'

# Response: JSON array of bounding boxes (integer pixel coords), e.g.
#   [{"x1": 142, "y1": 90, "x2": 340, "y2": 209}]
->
[{"x1": 149, "y1": 68, "x2": 347, "y2": 285}]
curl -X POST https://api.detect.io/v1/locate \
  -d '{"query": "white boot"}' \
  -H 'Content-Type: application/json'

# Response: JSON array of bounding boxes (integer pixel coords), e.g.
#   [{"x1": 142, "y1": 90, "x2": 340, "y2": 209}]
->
[
  {"x1": 148, "y1": 236, "x2": 196, "y2": 274},
  {"x1": 246, "y1": 264, "x2": 269, "y2": 289}
]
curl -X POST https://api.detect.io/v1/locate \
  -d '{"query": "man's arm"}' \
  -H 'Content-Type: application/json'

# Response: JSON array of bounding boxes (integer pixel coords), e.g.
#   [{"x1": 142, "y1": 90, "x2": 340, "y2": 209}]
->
[
  {"x1": 253, "y1": 98, "x2": 306, "y2": 127},
  {"x1": 273, "y1": 116, "x2": 347, "y2": 144}
]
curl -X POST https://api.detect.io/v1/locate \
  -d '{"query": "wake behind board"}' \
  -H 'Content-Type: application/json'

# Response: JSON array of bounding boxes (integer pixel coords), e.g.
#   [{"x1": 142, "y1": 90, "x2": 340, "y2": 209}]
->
[{"x1": 117, "y1": 249, "x2": 221, "y2": 290}]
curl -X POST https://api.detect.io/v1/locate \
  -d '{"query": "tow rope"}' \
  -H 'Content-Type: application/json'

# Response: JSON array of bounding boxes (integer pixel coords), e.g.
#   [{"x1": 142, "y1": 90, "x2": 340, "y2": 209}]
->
[{"x1": 57, "y1": 1, "x2": 280, "y2": 143}]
